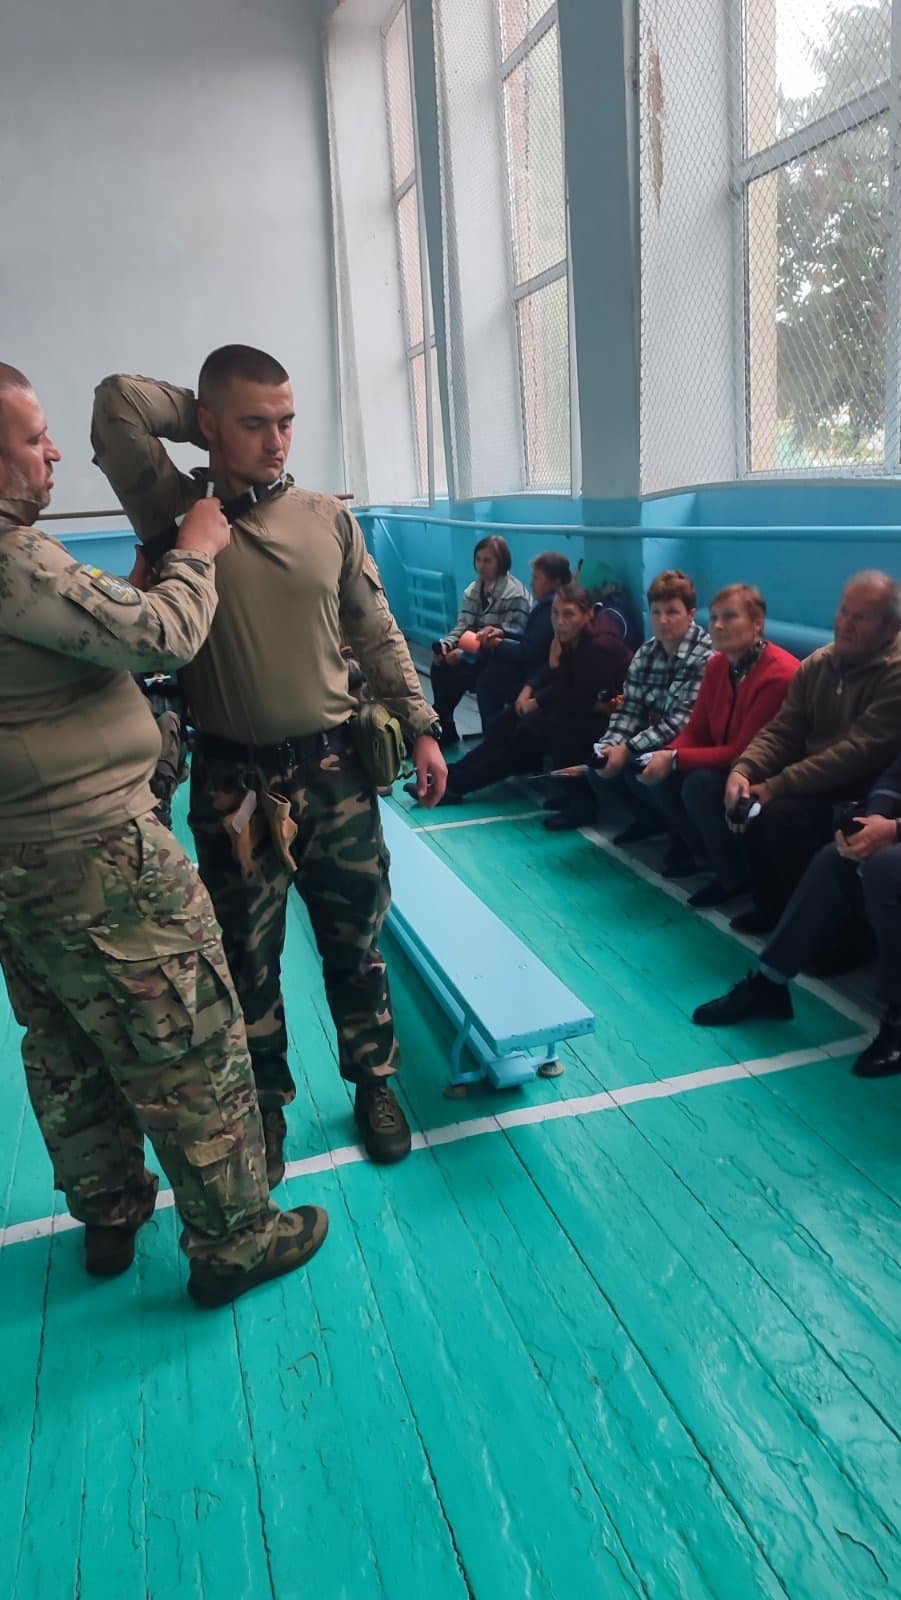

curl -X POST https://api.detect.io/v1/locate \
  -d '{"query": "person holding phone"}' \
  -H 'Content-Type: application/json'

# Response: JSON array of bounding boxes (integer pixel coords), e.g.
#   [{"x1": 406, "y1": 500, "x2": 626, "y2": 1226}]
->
[{"x1": 691, "y1": 749, "x2": 901, "y2": 1079}]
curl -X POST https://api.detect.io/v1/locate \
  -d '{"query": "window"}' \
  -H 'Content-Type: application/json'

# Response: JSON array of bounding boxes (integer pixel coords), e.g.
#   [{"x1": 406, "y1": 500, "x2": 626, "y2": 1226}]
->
[
  {"x1": 741, "y1": 0, "x2": 894, "y2": 472},
  {"x1": 498, "y1": 1, "x2": 571, "y2": 489},
  {"x1": 383, "y1": 2, "x2": 447, "y2": 498}
]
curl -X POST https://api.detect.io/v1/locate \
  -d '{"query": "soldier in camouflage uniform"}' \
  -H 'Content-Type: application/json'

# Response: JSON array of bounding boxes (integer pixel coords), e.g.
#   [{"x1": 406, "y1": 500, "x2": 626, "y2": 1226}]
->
[
  {"x1": 92, "y1": 347, "x2": 447, "y2": 1179},
  {"x1": 0, "y1": 364, "x2": 328, "y2": 1306}
]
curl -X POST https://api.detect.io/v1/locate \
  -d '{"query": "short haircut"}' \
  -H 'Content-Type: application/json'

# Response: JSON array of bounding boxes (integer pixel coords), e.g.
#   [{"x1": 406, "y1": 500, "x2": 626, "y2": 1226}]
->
[
  {"x1": 844, "y1": 569, "x2": 901, "y2": 630},
  {"x1": 647, "y1": 569, "x2": 697, "y2": 610},
  {"x1": 0, "y1": 363, "x2": 32, "y2": 450},
  {"x1": 531, "y1": 551, "x2": 572, "y2": 586},
  {"x1": 198, "y1": 344, "x2": 290, "y2": 407},
  {"x1": 473, "y1": 534, "x2": 512, "y2": 575},
  {"x1": 709, "y1": 582, "x2": 767, "y2": 623},
  {"x1": 554, "y1": 583, "x2": 593, "y2": 613}
]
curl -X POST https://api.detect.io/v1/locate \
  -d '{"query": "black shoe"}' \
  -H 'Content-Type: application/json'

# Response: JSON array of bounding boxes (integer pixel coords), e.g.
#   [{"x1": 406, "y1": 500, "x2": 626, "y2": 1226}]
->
[
  {"x1": 729, "y1": 907, "x2": 776, "y2": 936},
  {"x1": 437, "y1": 787, "x2": 464, "y2": 807},
  {"x1": 84, "y1": 1224, "x2": 140, "y2": 1278},
  {"x1": 613, "y1": 820, "x2": 664, "y2": 847},
  {"x1": 660, "y1": 851, "x2": 700, "y2": 879},
  {"x1": 542, "y1": 796, "x2": 568, "y2": 811},
  {"x1": 852, "y1": 1016, "x2": 901, "y2": 1078},
  {"x1": 687, "y1": 878, "x2": 746, "y2": 909},
  {"x1": 188, "y1": 1205, "x2": 329, "y2": 1308},
  {"x1": 262, "y1": 1108, "x2": 287, "y2": 1188},
  {"x1": 354, "y1": 1081, "x2": 412, "y2": 1164},
  {"x1": 543, "y1": 810, "x2": 592, "y2": 832},
  {"x1": 692, "y1": 971, "x2": 794, "y2": 1027}
]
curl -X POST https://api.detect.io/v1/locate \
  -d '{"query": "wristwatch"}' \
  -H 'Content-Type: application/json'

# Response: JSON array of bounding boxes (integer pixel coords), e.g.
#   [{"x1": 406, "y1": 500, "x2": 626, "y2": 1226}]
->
[
  {"x1": 426, "y1": 719, "x2": 443, "y2": 741},
  {"x1": 671, "y1": 749, "x2": 679, "y2": 772}
]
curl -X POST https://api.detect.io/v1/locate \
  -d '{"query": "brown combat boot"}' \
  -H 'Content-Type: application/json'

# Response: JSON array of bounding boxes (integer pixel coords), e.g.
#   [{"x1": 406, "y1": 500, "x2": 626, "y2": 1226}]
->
[
  {"x1": 187, "y1": 1205, "x2": 329, "y2": 1309},
  {"x1": 262, "y1": 1107, "x2": 287, "y2": 1187},
  {"x1": 354, "y1": 1080, "x2": 412, "y2": 1164}
]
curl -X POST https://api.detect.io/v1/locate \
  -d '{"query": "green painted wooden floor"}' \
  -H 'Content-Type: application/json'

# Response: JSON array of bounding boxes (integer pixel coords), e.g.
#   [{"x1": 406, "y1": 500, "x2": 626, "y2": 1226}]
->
[{"x1": 1, "y1": 782, "x2": 899, "y2": 1599}]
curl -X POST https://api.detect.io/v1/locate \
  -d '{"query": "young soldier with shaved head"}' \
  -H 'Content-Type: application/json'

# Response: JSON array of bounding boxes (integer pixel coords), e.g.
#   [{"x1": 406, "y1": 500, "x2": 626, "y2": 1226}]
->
[{"x1": 93, "y1": 349, "x2": 446, "y2": 1181}]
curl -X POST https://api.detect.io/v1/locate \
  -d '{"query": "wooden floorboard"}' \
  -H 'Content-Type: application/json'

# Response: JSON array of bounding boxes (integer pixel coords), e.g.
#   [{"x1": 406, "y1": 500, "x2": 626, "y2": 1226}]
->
[{"x1": 0, "y1": 787, "x2": 898, "y2": 1598}]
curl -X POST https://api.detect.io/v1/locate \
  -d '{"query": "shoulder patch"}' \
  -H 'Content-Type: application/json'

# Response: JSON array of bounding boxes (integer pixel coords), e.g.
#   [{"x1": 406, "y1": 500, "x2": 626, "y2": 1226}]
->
[{"x1": 85, "y1": 567, "x2": 141, "y2": 605}]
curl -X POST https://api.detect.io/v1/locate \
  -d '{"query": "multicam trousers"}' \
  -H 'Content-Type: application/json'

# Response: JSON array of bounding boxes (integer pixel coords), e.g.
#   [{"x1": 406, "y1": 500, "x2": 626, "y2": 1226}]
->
[
  {"x1": 0, "y1": 813, "x2": 277, "y2": 1269},
  {"x1": 189, "y1": 724, "x2": 397, "y2": 1111}
]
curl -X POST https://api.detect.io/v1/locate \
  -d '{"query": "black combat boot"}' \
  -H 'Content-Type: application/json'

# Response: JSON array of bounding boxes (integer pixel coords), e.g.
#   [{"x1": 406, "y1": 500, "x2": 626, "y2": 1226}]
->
[
  {"x1": 84, "y1": 1224, "x2": 140, "y2": 1277},
  {"x1": 188, "y1": 1206, "x2": 329, "y2": 1308}
]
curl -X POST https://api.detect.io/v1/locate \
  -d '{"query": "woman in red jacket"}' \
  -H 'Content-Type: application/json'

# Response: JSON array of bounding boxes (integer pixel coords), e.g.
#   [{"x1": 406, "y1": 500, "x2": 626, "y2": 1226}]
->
[{"x1": 636, "y1": 583, "x2": 799, "y2": 907}]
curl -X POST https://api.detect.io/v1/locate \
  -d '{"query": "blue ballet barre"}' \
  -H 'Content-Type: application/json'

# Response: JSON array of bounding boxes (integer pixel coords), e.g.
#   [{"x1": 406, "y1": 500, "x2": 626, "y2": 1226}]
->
[{"x1": 380, "y1": 803, "x2": 595, "y2": 1092}]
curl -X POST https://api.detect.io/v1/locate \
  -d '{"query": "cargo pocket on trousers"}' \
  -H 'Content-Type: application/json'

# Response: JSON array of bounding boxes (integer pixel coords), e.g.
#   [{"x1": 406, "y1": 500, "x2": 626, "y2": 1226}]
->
[{"x1": 87, "y1": 930, "x2": 239, "y2": 1065}]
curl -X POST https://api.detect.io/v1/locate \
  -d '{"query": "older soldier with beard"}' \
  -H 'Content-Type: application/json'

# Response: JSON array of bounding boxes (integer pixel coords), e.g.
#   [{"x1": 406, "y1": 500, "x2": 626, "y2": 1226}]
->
[{"x1": 0, "y1": 363, "x2": 328, "y2": 1308}]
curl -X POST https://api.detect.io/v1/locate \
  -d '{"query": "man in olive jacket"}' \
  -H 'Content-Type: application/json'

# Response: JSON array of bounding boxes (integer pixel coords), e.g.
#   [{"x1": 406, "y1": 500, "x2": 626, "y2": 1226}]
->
[{"x1": 725, "y1": 571, "x2": 901, "y2": 931}]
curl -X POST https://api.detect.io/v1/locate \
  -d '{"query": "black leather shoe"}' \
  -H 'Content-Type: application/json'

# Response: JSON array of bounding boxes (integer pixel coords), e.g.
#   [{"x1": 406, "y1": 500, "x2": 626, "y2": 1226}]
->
[
  {"x1": 354, "y1": 1081, "x2": 412, "y2": 1163},
  {"x1": 188, "y1": 1205, "x2": 329, "y2": 1308},
  {"x1": 262, "y1": 1108, "x2": 287, "y2": 1188},
  {"x1": 852, "y1": 1016, "x2": 901, "y2": 1078},
  {"x1": 660, "y1": 852, "x2": 700, "y2": 879},
  {"x1": 730, "y1": 907, "x2": 776, "y2": 936},
  {"x1": 688, "y1": 878, "x2": 746, "y2": 908},
  {"x1": 84, "y1": 1224, "x2": 140, "y2": 1278},
  {"x1": 543, "y1": 810, "x2": 593, "y2": 832},
  {"x1": 613, "y1": 819, "x2": 664, "y2": 847},
  {"x1": 693, "y1": 971, "x2": 793, "y2": 1027}
]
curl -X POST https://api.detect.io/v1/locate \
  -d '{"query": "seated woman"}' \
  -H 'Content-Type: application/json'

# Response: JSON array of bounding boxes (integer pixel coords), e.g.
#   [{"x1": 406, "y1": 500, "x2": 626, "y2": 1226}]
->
[
  {"x1": 410, "y1": 585, "x2": 633, "y2": 804},
  {"x1": 430, "y1": 535, "x2": 531, "y2": 744},
  {"x1": 634, "y1": 583, "x2": 800, "y2": 906},
  {"x1": 475, "y1": 550, "x2": 572, "y2": 727}
]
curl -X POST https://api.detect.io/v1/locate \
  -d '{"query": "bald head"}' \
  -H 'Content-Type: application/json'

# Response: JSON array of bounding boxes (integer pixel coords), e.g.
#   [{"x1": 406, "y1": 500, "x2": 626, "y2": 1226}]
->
[{"x1": 834, "y1": 570, "x2": 901, "y2": 663}]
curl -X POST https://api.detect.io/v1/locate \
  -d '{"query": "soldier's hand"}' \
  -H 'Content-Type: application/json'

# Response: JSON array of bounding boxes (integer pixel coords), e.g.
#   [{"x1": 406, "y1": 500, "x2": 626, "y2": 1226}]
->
[{"x1": 176, "y1": 497, "x2": 231, "y2": 558}]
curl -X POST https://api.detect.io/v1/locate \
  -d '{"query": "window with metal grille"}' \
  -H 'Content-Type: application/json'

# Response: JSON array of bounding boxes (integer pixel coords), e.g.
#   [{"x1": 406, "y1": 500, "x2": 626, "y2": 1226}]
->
[
  {"x1": 498, "y1": 1, "x2": 571, "y2": 490},
  {"x1": 383, "y1": 1, "x2": 447, "y2": 498},
  {"x1": 742, "y1": 0, "x2": 893, "y2": 473},
  {"x1": 639, "y1": 0, "x2": 895, "y2": 490}
]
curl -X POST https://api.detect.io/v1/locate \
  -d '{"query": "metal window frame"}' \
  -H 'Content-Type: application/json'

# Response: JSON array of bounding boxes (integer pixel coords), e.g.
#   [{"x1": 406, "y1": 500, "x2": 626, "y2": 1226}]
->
[
  {"x1": 735, "y1": 2, "x2": 899, "y2": 477},
  {"x1": 382, "y1": 0, "x2": 436, "y2": 501},
  {"x1": 496, "y1": 3, "x2": 571, "y2": 491}
]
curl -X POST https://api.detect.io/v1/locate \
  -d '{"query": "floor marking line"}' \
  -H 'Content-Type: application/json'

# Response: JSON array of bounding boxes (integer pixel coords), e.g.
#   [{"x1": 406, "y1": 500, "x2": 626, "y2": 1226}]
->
[
  {"x1": 410, "y1": 810, "x2": 546, "y2": 832},
  {"x1": 0, "y1": 1036, "x2": 868, "y2": 1251}
]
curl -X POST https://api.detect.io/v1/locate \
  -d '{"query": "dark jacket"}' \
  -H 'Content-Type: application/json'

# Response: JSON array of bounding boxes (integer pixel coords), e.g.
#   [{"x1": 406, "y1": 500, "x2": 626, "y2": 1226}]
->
[
  {"x1": 494, "y1": 593, "x2": 554, "y2": 674},
  {"x1": 533, "y1": 629, "x2": 633, "y2": 721}
]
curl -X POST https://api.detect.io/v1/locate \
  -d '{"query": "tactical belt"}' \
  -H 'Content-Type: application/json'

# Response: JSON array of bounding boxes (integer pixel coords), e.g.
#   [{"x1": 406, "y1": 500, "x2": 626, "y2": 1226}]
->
[{"x1": 194, "y1": 725, "x2": 350, "y2": 774}]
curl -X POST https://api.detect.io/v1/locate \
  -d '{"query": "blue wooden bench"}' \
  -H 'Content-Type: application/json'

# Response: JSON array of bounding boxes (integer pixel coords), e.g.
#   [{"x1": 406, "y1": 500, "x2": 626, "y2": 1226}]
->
[{"x1": 380, "y1": 804, "x2": 595, "y2": 1091}]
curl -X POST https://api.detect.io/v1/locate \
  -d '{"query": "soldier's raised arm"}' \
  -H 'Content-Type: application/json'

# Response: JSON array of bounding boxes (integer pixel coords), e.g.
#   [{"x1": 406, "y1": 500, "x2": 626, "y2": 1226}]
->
[
  {"x1": 91, "y1": 373, "x2": 204, "y2": 544},
  {"x1": 1, "y1": 497, "x2": 229, "y2": 673}
]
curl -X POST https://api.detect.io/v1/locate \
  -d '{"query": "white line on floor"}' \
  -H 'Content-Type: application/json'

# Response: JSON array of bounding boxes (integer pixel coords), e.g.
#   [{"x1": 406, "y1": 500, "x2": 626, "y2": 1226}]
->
[
  {"x1": 411, "y1": 809, "x2": 546, "y2": 832},
  {"x1": 0, "y1": 1033, "x2": 869, "y2": 1251}
]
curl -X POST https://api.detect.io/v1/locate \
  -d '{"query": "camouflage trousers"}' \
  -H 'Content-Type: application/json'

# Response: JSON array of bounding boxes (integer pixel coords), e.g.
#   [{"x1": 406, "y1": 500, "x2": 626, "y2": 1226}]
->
[
  {"x1": 189, "y1": 723, "x2": 397, "y2": 1110},
  {"x1": 0, "y1": 813, "x2": 277, "y2": 1270}
]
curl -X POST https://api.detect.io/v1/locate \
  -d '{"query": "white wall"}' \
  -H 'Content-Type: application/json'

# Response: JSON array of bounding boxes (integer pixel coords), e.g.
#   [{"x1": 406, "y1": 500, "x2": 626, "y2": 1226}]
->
[{"x1": 0, "y1": 0, "x2": 341, "y2": 522}]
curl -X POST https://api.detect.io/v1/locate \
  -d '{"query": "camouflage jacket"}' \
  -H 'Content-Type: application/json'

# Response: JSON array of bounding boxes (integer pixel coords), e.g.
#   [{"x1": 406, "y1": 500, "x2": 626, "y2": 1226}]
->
[{"x1": 0, "y1": 495, "x2": 217, "y2": 840}]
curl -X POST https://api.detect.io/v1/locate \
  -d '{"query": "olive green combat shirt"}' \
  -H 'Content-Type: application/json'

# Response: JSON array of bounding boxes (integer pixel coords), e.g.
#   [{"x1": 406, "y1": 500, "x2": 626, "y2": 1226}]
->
[
  {"x1": 91, "y1": 376, "x2": 435, "y2": 745},
  {"x1": 0, "y1": 496, "x2": 218, "y2": 841}
]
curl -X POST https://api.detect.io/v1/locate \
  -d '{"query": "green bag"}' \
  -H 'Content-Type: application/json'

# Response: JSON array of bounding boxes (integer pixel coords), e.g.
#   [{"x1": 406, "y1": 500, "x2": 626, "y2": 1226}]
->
[{"x1": 350, "y1": 698, "x2": 406, "y2": 791}]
